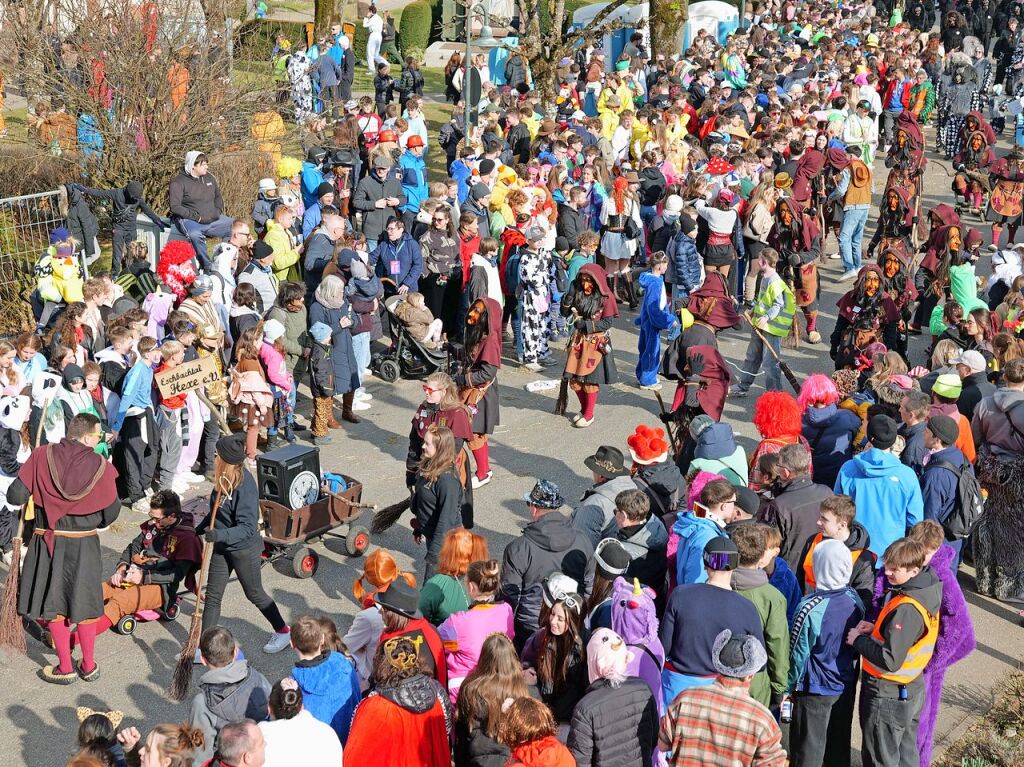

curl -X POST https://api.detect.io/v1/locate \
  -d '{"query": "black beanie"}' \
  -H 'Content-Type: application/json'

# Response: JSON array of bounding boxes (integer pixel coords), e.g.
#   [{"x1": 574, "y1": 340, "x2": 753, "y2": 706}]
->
[
  {"x1": 251, "y1": 240, "x2": 274, "y2": 262},
  {"x1": 867, "y1": 415, "x2": 898, "y2": 450},
  {"x1": 215, "y1": 433, "x2": 247, "y2": 465},
  {"x1": 125, "y1": 180, "x2": 144, "y2": 202},
  {"x1": 595, "y1": 538, "x2": 632, "y2": 578}
]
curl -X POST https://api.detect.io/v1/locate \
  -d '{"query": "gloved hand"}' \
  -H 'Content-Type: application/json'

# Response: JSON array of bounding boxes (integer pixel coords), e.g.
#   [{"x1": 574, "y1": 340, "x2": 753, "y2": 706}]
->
[
  {"x1": 789, "y1": 252, "x2": 802, "y2": 267},
  {"x1": 658, "y1": 410, "x2": 677, "y2": 425},
  {"x1": 204, "y1": 528, "x2": 224, "y2": 545},
  {"x1": 688, "y1": 352, "x2": 706, "y2": 378}
]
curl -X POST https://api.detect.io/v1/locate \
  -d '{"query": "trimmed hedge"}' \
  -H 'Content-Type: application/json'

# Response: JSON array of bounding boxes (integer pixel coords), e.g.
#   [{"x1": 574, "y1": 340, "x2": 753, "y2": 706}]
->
[{"x1": 399, "y1": 1, "x2": 432, "y2": 59}]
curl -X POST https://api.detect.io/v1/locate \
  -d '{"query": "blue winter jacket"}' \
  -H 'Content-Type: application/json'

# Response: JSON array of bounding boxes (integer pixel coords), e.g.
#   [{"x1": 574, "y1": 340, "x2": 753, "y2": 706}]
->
[
  {"x1": 672, "y1": 512, "x2": 728, "y2": 586},
  {"x1": 301, "y1": 162, "x2": 327, "y2": 209},
  {"x1": 449, "y1": 159, "x2": 474, "y2": 204},
  {"x1": 370, "y1": 232, "x2": 423, "y2": 291},
  {"x1": 788, "y1": 586, "x2": 864, "y2": 695},
  {"x1": 769, "y1": 556, "x2": 802, "y2": 625},
  {"x1": 802, "y1": 404, "x2": 861, "y2": 490},
  {"x1": 921, "y1": 446, "x2": 969, "y2": 526},
  {"x1": 666, "y1": 231, "x2": 702, "y2": 295},
  {"x1": 399, "y1": 150, "x2": 428, "y2": 214},
  {"x1": 290, "y1": 651, "x2": 361, "y2": 742},
  {"x1": 834, "y1": 448, "x2": 924, "y2": 558}
]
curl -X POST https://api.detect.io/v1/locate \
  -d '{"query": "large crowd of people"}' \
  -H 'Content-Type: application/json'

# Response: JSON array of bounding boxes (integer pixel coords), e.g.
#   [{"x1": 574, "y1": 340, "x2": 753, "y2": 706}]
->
[{"x1": 11, "y1": 0, "x2": 1024, "y2": 766}]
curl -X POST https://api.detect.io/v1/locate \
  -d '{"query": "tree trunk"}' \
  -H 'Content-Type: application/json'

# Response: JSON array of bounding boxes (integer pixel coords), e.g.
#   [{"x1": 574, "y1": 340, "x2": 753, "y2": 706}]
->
[
  {"x1": 315, "y1": 0, "x2": 334, "y2": 32},
  {"x1": 650, "y1": 0, "x2": 686, "y2": 57}
]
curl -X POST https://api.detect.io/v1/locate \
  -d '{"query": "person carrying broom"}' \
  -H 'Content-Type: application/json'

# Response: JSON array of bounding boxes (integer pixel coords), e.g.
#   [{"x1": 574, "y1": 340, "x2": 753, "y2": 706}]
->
[{"x1": 3, "y1": 413, "x2": 120, "y2": 684}]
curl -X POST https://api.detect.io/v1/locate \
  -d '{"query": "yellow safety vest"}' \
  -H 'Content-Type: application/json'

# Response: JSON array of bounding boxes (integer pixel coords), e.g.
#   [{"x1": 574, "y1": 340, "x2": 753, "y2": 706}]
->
[{"x1": 862, "y1": 594, "x2": 939, "y2": 684}]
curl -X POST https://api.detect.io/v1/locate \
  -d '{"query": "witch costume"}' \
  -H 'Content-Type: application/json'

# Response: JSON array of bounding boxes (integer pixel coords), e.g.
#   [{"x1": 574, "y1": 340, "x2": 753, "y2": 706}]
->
[
  {"x1": 877, "y1": 245, "x2": 918, "y2": 358},
  {"x1": 769, "y1": 198, "x2": 823, "y2": 342},
  {"x1": 914, "y1": 224, "x2": 965, "y2": 331},
  {"x1": 830, "y1": 265, "x2": 902, "y2": 369},
  {"x1": 867, "y1": 186, "x2": 916, "y2": 266},
  {"x1": 556, "y1": 264, "x2": 618, "y2": 426},
  {"x1": 8, "y1": 434, "x2": 120, "y2": 683},
  {"x1": 457, "y1": 297, "x2": 502, "y2": 486}
]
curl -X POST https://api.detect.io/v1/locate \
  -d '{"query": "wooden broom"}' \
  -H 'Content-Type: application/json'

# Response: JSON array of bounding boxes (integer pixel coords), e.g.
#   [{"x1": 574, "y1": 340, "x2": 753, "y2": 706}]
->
[
  {"x1": 167, "y1": 489, "x2": 224, "y2": 701},
  {"x1": 371, "y1": 495, "x2": 412, "y2": 534},
  {"x1": 0, "y1": 506, "x2": 27, "y2": 653}
]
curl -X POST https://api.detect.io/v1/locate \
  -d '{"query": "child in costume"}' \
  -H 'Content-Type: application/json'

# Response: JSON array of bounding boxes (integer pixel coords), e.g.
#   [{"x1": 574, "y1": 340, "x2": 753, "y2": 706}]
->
[{"x1": 635, "y1": 252, "x2": 679, "y2": 391}]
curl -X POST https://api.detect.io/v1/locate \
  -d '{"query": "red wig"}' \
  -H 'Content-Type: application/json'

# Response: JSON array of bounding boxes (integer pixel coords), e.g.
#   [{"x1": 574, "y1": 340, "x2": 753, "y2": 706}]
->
[
  {"x1": 752, "y1": 391, "x2": 802, "y2": 438},
  {"x1": 797, "y1": 373, "x2": 840, "y2": 412}
]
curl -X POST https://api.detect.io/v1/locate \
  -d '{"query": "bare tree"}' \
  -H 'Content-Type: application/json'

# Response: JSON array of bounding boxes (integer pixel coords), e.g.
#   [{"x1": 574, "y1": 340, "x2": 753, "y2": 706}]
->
[
  {"x1": 650, "y1": 0, "x2": 687, "y2": 60},
  {"x1": 4, "y1": 0, "x2": 281, "y2": 206}
]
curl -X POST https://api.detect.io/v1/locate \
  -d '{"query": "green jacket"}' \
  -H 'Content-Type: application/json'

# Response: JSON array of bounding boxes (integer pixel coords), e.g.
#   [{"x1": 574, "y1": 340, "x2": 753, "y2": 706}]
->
[
  {"x1": 752, "y1": 272, "x2": 796, "y2": 337},
  {"x1": 418, "y1": 573, "x2": 469, "y2": 625},
  {"x1": 733, "y1": 569, "x2": 791, "y2": 707}
]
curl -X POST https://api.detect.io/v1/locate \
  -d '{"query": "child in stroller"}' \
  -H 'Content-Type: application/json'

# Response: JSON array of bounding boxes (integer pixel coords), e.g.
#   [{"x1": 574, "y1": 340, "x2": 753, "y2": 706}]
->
[{"x1": 372, "y1": 294, "x2": 452, "y2": 382}]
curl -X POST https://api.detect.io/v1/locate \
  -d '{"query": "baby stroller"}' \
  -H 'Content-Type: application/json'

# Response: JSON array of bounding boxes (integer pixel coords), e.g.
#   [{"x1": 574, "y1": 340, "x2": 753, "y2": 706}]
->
[{"x1": 372, "y1": 294, "x2": 453, "y2": 382}]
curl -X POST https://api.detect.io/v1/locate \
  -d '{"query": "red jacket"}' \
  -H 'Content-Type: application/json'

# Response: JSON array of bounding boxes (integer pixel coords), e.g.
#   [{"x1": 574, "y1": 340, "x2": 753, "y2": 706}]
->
[
  {"x1": 880, "y1": 77, "x2": 912, "y2": 113},
  {"x1": 509, "y1": 736, "x2": 576, "y2": 767}
]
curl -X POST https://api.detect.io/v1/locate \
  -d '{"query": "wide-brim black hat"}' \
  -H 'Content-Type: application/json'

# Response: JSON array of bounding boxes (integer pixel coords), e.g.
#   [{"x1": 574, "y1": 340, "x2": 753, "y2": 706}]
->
[
  {"x1": 375, "y1": 578, "x2": 421, "y2": 619},
  {"x1": 584, "y1": 446, "x2": 629, "y2": 479}
]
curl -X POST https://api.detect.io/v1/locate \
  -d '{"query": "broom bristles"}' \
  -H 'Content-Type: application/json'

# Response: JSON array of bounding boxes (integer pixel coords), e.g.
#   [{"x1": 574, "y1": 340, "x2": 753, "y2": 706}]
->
[
  {"x1": 168, "y1": 598, "x2": 204, "y2": 701},
  {"x1": 371, "y1": 497, "x2": 411, "y2": 534},
  {"x1": 0, "y1": 538, "x2": 25, "y2": 654}
]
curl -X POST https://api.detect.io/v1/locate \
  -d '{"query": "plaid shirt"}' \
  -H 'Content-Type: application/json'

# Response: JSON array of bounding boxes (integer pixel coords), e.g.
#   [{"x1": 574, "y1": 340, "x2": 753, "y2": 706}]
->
[{"x1": 658, "y1": 677, "x2": 786, "y2": 767}]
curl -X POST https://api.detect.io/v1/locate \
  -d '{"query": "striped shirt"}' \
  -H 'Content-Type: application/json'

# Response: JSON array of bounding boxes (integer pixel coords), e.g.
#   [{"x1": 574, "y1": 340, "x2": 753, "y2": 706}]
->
[{"x1": 658, "y1": 677, "x2": 786, "y2": 767}]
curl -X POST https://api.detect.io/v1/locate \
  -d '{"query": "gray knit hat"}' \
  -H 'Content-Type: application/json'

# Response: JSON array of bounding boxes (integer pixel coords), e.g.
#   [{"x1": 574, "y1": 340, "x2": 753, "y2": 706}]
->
[{"x1": 712, "y1": 629, "x2": 768, "y2": 679}]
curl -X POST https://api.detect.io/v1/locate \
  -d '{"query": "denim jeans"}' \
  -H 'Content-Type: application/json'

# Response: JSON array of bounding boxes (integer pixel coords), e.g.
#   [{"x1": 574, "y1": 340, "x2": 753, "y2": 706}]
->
[
  {"x1": 737, "y1": 326, "x2": 782, "y2": 392},
  {"x1": 352, "y1": 332, "x2": 371, "y2": 380},
  {"x1": 177, "y1": 215, "x2": 234, "y2": 270},
  {"x1": 839, "y1": 206, "x2": 869, "y2": 273},
  {"x1": 666, "y1": 283, "x2": 688, "y2": 341}
]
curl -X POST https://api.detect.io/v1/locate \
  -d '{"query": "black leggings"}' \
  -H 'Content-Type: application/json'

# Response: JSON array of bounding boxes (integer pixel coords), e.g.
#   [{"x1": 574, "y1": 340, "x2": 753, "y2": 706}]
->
[{"x1": 201, "y1": 544, "x2": 286, "y2": 634}]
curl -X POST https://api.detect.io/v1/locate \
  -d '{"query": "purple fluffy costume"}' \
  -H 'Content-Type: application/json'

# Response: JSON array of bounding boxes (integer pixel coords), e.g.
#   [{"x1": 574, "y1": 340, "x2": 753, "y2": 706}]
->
[{"x1": 871, "y1": 543, "x2": 976, "y2": 767}]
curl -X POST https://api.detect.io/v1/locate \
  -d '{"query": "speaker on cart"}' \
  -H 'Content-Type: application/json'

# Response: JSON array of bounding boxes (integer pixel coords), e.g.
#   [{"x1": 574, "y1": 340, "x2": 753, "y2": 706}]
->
[{"x1": 256, "y1": 445, "x2": 322, "y2": 510}]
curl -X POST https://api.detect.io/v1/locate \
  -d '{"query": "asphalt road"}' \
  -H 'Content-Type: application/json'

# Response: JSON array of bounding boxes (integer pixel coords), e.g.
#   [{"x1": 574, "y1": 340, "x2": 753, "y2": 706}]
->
[{"x1": 2, "y1": 137, "x2": 1024, "y2": 767}]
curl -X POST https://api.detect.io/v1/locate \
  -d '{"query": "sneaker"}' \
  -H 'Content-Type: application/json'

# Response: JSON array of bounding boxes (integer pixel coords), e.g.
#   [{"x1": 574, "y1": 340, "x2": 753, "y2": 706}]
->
[
  {"x1": 538, "y1": 356, "x2": 558, "y2": 368},
  {"x1": 171, "y1": 478, "x2": 189, "y2": 495},
  {"x1": 729, "y1": 388, "x2": 749, "y2": 399},
  {"x1": 354, "y1": 388, "x2": 373, "y2": 401},
  {"x1": 838, "y1": 270, "x2": 859, "y2": 282},
  {"x1": 639, "y1": 382, "x2": 663, "y2": 392},
  {"x1": 312, "y1": 435, "x2": 333, "y2": 445},
  {"x1": 131, "y1": 497, "x2": 151, "y2": 514},
  {"x1": 264, "y1": 629, "x2": 292, "y2": 654},
  {"x1": 351, "y1": 399, "x2": 371, "y2": 411},
  {"x1": 471, "y1": 471, "x2": 493, "y2": 489},
  {"x1": 144, "y1": 487, "x2": 155, "y2": 497},
  {"x1": 523, "y1": 361, "x2": 543, "y2": 372},
  {"x1": 574, "y1": 415, "x2": 594, "y2": 428},
  {"x1": 179, "y1": 471, "x2": 206, "y2": 485}
]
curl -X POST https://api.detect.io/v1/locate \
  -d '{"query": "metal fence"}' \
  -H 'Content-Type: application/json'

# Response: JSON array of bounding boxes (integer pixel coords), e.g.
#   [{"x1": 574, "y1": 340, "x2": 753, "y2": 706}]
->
[
  {"x1": 0, "y1": 189, "x2": 169, "y2": 300},
  {"x1": 0, "y1": 189, "x2": 70, "y2": 299}
]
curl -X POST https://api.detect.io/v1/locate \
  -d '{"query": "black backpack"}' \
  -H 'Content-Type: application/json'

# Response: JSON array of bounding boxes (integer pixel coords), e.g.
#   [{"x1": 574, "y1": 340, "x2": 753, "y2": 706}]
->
[{"x1": 924, "y1": 459, "x2": 985, "y2": 540}]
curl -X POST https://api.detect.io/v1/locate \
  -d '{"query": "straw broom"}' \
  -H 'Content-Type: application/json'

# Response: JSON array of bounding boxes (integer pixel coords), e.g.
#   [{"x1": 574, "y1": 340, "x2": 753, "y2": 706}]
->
[
  {"x1": 371, "y1": 495, "x2": 412, "y2": 534},
  {"x1": 167, "y1": 488, "x2": 224, "y2": 701},
  {"x1": 1, "y1": 409, "x2": 52, "y2": 653},
  {"x1": 0, "y1": 506, "x2": 27, "y2": 653}
]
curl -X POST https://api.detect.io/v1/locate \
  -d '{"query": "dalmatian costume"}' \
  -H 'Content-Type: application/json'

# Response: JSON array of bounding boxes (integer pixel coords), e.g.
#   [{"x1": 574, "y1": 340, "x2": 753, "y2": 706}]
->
[{"x1": 0, "y1": 395, "x2": 31, "y2": 553}]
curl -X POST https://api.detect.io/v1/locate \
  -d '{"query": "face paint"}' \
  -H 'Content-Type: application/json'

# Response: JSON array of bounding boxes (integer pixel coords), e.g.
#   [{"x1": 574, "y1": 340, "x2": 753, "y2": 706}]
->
[{"x1": 581, "y1": 275, "x2": 595, "y2": 295}]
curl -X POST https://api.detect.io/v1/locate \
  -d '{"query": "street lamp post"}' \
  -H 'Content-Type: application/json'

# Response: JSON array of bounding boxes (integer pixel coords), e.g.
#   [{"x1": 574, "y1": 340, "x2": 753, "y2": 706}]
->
[{"x1": 463, "y1": 0, "x2": 499, "y2": 139}]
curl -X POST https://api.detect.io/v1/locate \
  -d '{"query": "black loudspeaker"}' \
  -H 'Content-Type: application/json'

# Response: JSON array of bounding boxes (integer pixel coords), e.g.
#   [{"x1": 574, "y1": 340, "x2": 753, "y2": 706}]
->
[{"x1": 257, "y1": 445, "x2": 322, "y2": 510}]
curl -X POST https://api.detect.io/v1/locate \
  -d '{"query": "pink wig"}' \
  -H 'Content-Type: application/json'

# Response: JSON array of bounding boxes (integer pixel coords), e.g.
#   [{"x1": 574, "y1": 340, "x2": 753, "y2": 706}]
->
[
  {"x1": 797, "y1": 373, "x2": 839, "y2": 412},
  {"x1": 753, "y1": 391, "x2": 802, "y2": 438},
  {"x1": 686, "y1": 469, "x2": 724, "y2": 510}
]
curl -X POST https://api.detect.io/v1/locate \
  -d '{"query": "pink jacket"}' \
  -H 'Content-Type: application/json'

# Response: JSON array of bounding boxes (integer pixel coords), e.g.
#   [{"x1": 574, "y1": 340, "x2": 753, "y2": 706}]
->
[
  {"x1": 259, "y1": 342, "x2": 293, "y2": 392},
  {"x1": 438, "y1": 602, "x2": 514, "y2": 704}
]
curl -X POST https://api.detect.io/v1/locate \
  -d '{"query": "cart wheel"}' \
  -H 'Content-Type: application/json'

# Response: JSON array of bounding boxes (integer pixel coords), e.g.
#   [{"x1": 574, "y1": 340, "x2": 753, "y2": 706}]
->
[
  {"x1": 292, "y1": 547, "x2": 319, "y2": 578},
  {"x1": 115, "y1": 615, "x2": 137, "y2": 636},
  {"x1": 378, "y1": 359, "x2": 400, "y2": 383},
  {"x1": 345, "y1": 526, "x2": 371, "y2": 557}
]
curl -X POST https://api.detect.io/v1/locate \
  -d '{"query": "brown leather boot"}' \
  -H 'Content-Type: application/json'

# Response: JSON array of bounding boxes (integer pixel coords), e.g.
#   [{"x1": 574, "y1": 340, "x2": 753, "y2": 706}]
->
[{"x1": 341, "y1": 392, "x2": 361, "y2": 424}]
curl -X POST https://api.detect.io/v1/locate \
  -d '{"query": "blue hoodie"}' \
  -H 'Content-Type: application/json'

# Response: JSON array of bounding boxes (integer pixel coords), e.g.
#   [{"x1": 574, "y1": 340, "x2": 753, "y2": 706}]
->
[
  {"x1": 291, "y1": 651, "x2": 361, "y2": 742},
  {"x1": 834, "y1": 448, "x2": 923, "y2": 558},
  {"x1": 672, "y1": 512, "x2": 728, "y2": 586},
  {"x1": 301, "y1": 162, "x2": 327, "y2": 209},
  {"x1": 768, "y1": 556, "x2": 802, "y2": 625},
  {"x1": 788, "y1": 586, "x2": 864, "y2": 695}
]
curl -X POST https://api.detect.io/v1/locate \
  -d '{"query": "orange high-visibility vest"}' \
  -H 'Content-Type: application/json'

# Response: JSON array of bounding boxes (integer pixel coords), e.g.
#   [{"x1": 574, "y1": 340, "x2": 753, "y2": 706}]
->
[
  {"x1": 802, "y1": 533, "x2": 863, "y2": 591},
  {"x1": 862, "y1": 594, "x2": 939, "y2": 684}
]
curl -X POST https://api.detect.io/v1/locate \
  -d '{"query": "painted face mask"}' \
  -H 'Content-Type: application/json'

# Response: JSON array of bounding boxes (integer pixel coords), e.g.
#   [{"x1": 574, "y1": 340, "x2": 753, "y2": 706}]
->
[
  {"x1": 888, "y1": 192, "x2": 900, "y2": 211},
  {"x1": 779, "y1": 206, "x2": 793, "y2": 226},
  {"x1": 467, "y1": 300, "x2": 486, "y2": 326},
  {"x1": 864, "y1": 272, "x2": 881, "y2": 297},
  {"x1": 883, "y1": 255, "x2": 900, "y2": 278},
  {"x1": 948, "y1": 226, "x2": 962, "y2": 252},
  {"x1": 971, "y1": 135, "x2": 984, "y2": 151},
  {"x1": 897, "y1": 130, "x2": 907, "y2": 148},
  {"x1": 581, "y1": 275, "x2": 595, "y2": 295}
]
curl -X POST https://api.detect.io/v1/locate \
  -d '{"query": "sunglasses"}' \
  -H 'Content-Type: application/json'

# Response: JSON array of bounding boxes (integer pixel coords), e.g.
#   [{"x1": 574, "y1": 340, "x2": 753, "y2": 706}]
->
[{"x1": 422, "y1": 385, "x2": 441, "y2": 394}]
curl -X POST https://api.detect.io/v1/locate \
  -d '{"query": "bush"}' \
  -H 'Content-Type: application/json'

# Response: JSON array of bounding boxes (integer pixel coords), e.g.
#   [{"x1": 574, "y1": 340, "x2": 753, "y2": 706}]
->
[
  {"x1": 0, "y1": 145, "x2": 79, "y2": 199},
  {"x1": 399, "y1": 2, "x2": 432, "y2": 59},
  {"x1": 235, "y1": 19, "x2": 309, "y2": 62},
  {"x1": 208, "y1": 150, "x2": 273, "y2": 220}
]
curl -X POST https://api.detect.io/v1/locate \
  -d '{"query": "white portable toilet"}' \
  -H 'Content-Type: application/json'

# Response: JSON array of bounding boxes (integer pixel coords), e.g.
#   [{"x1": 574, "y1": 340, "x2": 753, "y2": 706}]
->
[{"x1": 684, "y1": 0, "x2": 740, "y2": 49}]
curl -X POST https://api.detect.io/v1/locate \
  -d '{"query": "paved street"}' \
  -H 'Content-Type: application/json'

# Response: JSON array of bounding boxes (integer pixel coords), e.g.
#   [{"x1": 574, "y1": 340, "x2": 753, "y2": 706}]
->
[{"x1": 2, "y1": 139, "x2": 1024, "y2": 766}]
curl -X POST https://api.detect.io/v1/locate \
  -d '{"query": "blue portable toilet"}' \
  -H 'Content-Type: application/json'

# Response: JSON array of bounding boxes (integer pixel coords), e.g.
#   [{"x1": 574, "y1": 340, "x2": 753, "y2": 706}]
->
[
  {"x1": 684, "y1": 1, "x2": 740, "y2": 49},
  {"x1": 571, "y1": 2, "x2": 649, "y2": 71},
  {"x1": 489, "y1": 37, "x2": 519, "y2": 87}
]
